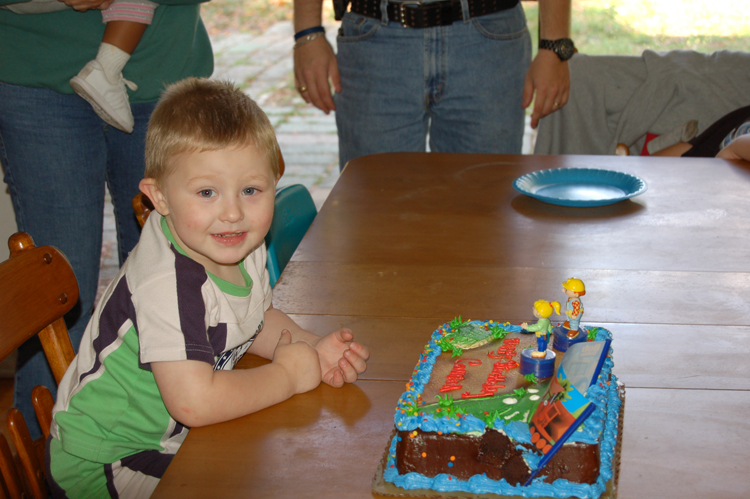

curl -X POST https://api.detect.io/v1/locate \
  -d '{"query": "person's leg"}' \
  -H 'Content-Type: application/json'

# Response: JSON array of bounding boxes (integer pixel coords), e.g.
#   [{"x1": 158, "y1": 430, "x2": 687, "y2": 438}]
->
[
  {"x1": 102, "y1": 21, "x2": 149, "y2": 55},
  {"x1": 334, "y1": 13, "x2": 429, "y2": 171},
  {"x1": 429, "y1": 3, "x2": 531, "y2": 154},
  {"x1": 104, "y1": 100, "x2": 156, "y2": 264},
  {"x1": 0, "y1": 83, "x2": 107, "y2": 438}
]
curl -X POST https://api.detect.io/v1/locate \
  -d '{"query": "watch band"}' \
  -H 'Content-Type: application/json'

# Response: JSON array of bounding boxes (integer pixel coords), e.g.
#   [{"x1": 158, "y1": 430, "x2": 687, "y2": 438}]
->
[{"x1": 539, "y1": 38, "x2": 576, "y2": 62}]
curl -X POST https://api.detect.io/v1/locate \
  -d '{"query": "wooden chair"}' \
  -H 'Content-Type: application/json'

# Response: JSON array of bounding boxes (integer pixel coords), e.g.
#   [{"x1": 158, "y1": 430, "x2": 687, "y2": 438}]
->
[
  {"x1": 132, "y1": 191, "x2": 154, "y2": 228},
  {"x1": 0, "y1": 232, "x2": 79, "y2": 499}
]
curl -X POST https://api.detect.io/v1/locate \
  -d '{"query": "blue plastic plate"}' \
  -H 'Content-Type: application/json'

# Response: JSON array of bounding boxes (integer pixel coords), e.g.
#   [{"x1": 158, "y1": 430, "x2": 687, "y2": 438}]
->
[{"x1": 513, "y1": 168, "x2": 647, "y2": 207}]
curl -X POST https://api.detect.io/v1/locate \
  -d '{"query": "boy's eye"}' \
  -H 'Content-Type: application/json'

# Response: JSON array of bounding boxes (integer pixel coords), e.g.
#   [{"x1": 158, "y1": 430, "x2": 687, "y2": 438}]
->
[
  {"x1": 243, "y1": 187, "x2": 257, "y2": 196},
  {"x1": 198, "y1": 189, "x2": 215, "y2": 198}
]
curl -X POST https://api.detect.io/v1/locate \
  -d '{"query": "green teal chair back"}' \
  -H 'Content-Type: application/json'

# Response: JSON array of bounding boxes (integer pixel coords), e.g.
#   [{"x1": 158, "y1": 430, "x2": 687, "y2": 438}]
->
[{"x1": 265, "y1": 184, "x2": 317, "y2": 287}]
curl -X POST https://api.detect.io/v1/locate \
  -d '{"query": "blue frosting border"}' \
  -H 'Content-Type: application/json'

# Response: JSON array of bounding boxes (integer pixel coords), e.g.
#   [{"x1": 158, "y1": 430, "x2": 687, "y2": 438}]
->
[{"x1": 384, "y1": 321, "x2": 621, "y2": 499}]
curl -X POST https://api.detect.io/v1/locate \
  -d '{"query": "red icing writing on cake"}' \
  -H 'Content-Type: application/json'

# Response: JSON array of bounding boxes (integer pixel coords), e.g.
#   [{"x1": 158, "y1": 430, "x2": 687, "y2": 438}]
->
[
  {"x1": 488, "y1": 338, "x2": 520, "y2": 359},
  {"x1": 438, "y1": 359, "x2": 481, "y2": 393},
  {"x1": 461, "y1": 338, "x2": 521, "y2": 399}
]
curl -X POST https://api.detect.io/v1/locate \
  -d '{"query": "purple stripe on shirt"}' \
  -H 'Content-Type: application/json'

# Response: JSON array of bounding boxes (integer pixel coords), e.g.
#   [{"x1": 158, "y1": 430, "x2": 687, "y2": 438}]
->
[
  {"x1": 208, "y1": 322, "x2": 228, "y2": 356},
  {"x1": 104, "y1": 462, "x2": 120, "y2": 498},
  {"x1": 170, "y1": 421, "x2": 188, "y2": 437},
  {"x1": 171, "y1": 247, "x2": 216, "y2": 364},
  {"x1": 119, "y1": 449, "x2": 175, "y2": 478},
  {"x1": 78, "y1": 277, "x2": 137, "y2": 384}
]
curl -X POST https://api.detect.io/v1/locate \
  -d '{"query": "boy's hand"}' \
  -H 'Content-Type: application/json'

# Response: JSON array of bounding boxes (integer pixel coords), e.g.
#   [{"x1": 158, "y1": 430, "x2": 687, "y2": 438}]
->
[
  {"x1": 272, "y1": 330, "x2": 322, "y2": 395},
  {"x1": 312, "y1": 329, "x2": 370, "y2": 388}
]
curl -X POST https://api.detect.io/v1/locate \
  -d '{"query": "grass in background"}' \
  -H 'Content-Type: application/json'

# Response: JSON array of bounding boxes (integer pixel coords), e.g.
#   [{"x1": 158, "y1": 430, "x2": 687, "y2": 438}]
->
[
  {"x1": 524, "y1": 0, "x2": 749, "y2": 56},
  {"x1": 202, "y1": 0, "x2": 749, "y2": 55}
]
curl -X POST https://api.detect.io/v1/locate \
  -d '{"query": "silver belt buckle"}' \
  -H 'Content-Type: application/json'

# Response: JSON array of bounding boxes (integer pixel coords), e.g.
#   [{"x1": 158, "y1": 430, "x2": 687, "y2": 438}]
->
[{"x1": 398, "y1": 0, "x2": 423, "y2": 27}]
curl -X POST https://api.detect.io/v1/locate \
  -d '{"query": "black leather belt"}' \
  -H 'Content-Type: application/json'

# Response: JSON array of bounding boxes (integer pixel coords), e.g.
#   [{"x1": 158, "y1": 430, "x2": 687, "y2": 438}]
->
[{"x1": 348, "y1": 0, "x2": 519, "y2": 28}]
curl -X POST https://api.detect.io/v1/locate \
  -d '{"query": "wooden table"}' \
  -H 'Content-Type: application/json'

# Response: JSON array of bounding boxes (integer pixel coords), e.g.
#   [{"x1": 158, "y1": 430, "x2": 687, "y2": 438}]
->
[{"x1": 152, "y1": 153, "x2": 750, "y2": 499}]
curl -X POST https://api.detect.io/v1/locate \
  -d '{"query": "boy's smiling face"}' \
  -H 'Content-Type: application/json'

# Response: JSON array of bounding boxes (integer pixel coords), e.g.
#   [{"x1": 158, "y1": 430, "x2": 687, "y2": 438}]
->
[{"x1": 141, "y1": 143, "x2": 277, "y2": 279}]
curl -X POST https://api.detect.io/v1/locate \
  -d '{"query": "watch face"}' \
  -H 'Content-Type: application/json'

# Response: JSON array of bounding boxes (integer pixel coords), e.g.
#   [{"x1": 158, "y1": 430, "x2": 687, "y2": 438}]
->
[
  {"x1": 540, "y1": 39, "x2": 576, "y2": 61},
  {"x1": 558, "y1": 39, "x2": 575, "y2": 61}
]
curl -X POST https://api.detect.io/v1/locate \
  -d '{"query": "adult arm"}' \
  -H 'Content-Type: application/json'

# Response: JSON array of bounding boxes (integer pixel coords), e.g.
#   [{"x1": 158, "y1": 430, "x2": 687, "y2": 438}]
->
[
  {"x1": 55, "y1": 0, "x2": 206, "y2": 15},
  {"x1": 522, "y1": 0, "x2": 572, "y2": 129},
  {"x1": 293, "y1": 0, "x2": 341, "y2": 113}
]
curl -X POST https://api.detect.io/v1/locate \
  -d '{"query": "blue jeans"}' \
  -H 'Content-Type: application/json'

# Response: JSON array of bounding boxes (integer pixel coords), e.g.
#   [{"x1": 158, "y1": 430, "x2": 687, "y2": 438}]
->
[
  {"x1": 0, "y1": 82, "x2": 153, "y2": 438},
  {"x1": 334, "y1": 2, "x2": 531, "y2": 170}
]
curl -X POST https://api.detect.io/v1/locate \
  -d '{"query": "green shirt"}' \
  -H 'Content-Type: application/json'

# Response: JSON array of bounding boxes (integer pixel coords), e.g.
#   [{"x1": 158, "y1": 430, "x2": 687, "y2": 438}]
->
[{"x1": 0, "y1": 0, "x2": 213, "y2": 102}]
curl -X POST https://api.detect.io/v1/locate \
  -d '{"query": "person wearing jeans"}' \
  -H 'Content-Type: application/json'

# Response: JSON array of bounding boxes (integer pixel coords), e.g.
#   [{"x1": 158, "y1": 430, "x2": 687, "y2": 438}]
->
[
  {"x1": 293, "y1": 0, "x2": 573, "y2": 170},
  {"x1": 0, "y1": 0, "x2": 213, "y2": 438},
  {"x1": 0, "y1": 87, "x2": 154, "y2": 440}
]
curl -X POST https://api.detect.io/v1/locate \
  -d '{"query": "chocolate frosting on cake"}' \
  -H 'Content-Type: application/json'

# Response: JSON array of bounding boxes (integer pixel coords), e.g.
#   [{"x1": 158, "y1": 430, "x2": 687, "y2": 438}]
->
[{"x1": 396, "y1": 428, "x2": 599, "y2": 486}]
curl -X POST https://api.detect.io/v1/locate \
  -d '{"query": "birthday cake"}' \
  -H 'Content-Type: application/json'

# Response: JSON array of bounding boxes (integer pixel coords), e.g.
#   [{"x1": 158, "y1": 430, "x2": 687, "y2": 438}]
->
[{"x1": 379, "y1": 317, "x2": 623, "y2": 499}]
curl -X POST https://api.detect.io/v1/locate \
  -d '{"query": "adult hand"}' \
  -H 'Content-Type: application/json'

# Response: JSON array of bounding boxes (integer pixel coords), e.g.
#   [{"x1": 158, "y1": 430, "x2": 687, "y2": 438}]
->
[
  {"x1": 293, "y1": 37, "x2": 341, "y2": 114},
  {"x1": 58, "y1": 0, "x2": 113, "y2": 11},
  {"x1": 312, "y1": 328, "x2": 369, "y2": 387},
  {"x1": 522, "y1": 50, "x2": 570, "y2": 129}
]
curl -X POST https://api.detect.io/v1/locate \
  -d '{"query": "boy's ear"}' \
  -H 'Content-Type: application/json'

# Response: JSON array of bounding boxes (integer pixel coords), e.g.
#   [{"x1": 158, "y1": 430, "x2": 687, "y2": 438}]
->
[{"x1": 139, "y1": 178, "x2": 170, "y2": 216}]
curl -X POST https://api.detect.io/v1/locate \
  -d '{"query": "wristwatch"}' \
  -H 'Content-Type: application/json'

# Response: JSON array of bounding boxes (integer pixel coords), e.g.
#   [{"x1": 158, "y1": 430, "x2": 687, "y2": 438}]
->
[{"x1": 539, "y1": 38, "x2": 576, "y2": 62}]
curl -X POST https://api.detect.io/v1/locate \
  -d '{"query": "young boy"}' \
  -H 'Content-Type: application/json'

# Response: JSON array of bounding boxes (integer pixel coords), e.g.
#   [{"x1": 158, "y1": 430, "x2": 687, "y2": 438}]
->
[{"x1": 46, "y1": 78, "x2": 369, "y2": 498}]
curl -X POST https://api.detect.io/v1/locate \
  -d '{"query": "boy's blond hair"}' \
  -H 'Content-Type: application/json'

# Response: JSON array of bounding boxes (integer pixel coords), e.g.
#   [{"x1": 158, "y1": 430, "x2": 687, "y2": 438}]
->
[{"x1": 145, "y1": 78, "x2": 280, "y2": 182}]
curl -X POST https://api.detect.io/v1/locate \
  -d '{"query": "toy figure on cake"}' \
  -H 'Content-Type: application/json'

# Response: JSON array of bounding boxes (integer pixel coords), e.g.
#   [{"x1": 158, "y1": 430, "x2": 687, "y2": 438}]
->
[
  {"x1": 522, "y1": 300, "x2": 561, "y2": 358},
  {"x1": 562, "y1": 278, "x2": 585, "y2": 338},
  {"x1": 520, "y1": 300, "x2": 560, "y2": 378}
]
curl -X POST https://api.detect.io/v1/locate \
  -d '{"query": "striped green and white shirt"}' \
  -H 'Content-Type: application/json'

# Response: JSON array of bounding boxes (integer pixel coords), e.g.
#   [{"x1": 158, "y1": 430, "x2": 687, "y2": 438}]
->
[{"x1": 51, "y1": 213, "x2": 272, "y2": 473}]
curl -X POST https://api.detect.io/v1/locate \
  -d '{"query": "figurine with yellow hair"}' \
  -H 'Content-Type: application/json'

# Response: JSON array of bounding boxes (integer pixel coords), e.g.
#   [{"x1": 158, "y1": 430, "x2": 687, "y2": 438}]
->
[
  {"x1": 522, "y1": 300, "x2": 561, "y2": 358},
  {"x1": 562, "y1": 278, "x2": 585, "y2": 338}
]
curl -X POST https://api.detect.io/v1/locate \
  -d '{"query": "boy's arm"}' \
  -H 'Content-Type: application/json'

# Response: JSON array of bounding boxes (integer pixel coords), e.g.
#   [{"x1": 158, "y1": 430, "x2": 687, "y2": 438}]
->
[
  {"x1": 255, "y1": 306, "x2": 369, "y2": 387},
  {"x1": 716, "y1": 134, "x2": 750, "y2": 161},
  {"x1": 151, "y1": 330, "x2": 321, "y2": 428}
]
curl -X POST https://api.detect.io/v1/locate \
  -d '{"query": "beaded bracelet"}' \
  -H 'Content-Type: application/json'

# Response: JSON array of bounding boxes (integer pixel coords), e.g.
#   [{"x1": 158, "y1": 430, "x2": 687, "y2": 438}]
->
[
  {"x1": 294, "y1": 31, "x2": 326, "y2": 49},
  {"x1": 294, "y1": 25, "x2": 325, "y2": 41}
]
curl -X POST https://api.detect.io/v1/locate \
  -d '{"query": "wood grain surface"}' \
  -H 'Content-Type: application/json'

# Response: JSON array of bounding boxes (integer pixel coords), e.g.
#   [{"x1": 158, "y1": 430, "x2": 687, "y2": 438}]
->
[{"x1": 153, "y1": 153, "x2": 750, "y2": 499}]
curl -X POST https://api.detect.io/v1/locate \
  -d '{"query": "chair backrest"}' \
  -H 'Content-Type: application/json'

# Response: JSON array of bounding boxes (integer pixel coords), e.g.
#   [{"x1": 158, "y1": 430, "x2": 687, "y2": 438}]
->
[
  {"x1": 264, "y1": 184, "x2": 317, "y2": 287},
  {"x1": 132, "y1": 192, "x2": 154, "y2": 228},
  {"x1": 0, "y1": 233, "x2": 77, "y2": 382},
  {"x1": 0, "y1": 232, "x2": 79, "y2": 499}
]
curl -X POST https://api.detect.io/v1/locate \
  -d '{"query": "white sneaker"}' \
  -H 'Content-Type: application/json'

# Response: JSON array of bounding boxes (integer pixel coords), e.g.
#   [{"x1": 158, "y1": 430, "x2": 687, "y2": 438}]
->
[{"x1": 70, "y1": 60, "x2": 138, "y2": 133}]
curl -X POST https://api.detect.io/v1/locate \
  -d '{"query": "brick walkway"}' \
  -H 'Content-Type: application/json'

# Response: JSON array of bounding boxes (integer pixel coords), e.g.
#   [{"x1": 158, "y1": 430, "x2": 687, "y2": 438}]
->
[
  {"x1": 211, "y1": 21, "x2": 342, "y2": 208},
  {"x1": 99, "y1": 21, "x2": 536, "y2": 298}
]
